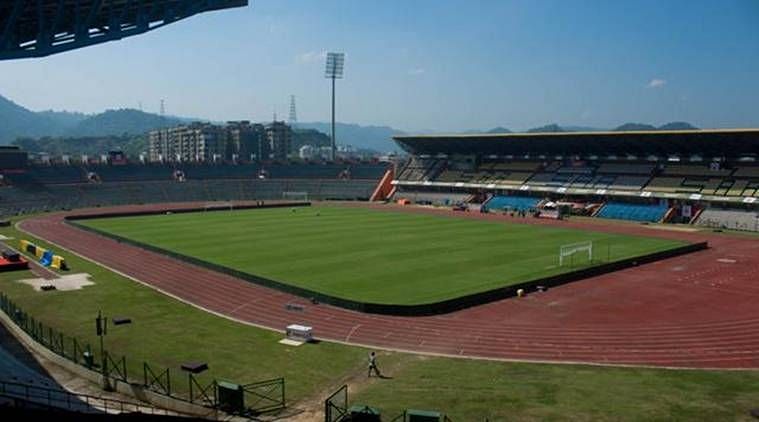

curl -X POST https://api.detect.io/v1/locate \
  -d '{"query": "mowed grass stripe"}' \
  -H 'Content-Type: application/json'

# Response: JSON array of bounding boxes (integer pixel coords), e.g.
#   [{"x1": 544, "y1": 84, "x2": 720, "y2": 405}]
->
[{"x1": 80, "y1": 206, "x2": 685, "y2": 304}]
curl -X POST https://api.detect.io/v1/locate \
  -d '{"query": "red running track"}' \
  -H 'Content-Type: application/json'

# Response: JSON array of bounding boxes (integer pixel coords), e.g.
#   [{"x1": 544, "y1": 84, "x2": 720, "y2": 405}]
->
[{"x1": 18, "y1": 202, "x2": 759, "y2": 369}]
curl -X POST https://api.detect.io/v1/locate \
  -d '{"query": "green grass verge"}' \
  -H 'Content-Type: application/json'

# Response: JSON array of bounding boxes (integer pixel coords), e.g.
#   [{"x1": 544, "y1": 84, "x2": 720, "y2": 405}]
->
[
  {"x1": 78, "y1": 206, "x2": 685, "y2": 305},
  {"x1": 1, "y1": 215, "x2": 759, "y2": 420},
  {"x1": 352, "y1": 355, "x2": 759, "y2": 421}
]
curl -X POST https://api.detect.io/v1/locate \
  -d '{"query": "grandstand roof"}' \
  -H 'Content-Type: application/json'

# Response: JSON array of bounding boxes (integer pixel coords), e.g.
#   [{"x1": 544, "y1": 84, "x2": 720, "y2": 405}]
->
[
  {"x1": 394, "y1": 128, "x2": 759, "y2": 158},
  {"x1": 0, "y1": 0, "x2": 247, "y2": 60}
]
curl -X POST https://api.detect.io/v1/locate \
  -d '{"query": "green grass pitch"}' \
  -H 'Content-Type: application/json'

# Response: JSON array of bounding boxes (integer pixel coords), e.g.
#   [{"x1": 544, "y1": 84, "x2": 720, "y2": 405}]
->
[{"x1": 78, "y1": 206, "x2": 685, "y2": 305}]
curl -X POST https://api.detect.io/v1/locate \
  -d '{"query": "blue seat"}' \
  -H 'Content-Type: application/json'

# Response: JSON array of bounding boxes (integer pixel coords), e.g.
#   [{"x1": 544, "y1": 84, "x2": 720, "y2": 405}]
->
[{"x1": 597, "y1": 202, "x2": 668, "y2": 222}]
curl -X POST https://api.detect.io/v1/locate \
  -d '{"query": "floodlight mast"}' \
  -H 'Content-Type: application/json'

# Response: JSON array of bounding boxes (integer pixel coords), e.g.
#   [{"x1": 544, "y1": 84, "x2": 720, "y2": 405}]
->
[{"x1": 325, "y1": 52, "x2": 344, "y2": 161}]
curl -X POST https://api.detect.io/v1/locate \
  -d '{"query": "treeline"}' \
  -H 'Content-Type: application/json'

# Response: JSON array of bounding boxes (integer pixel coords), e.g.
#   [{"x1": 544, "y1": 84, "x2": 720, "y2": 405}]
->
[{"x1": 13, "y1": 135, "x2": 148, "y2": 158}]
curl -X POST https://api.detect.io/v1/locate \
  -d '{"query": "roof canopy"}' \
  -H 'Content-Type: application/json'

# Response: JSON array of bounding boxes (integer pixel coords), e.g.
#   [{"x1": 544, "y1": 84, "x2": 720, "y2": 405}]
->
[
  {"x1": 0, "y1": 0, "x2": 247, "y2": 60},
  {"x1": 394, "y1": 129, "x2": 759, "y2": 158}
]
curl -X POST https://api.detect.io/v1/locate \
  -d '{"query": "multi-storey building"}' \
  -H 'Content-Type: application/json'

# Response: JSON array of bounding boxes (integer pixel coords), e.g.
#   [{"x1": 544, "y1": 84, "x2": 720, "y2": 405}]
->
[
  {"x1": 264, "y1": 121, "x2": 292, "y2": 161},
  {"x1": 150, "y1": 121, "x2": 293, "y2": 163},
  {"x1": 149, "y1": 123, "x2": 226, "y2": 162},
  {"x1": 225, "y1": 121, "x2": 267, "y2": 161}
]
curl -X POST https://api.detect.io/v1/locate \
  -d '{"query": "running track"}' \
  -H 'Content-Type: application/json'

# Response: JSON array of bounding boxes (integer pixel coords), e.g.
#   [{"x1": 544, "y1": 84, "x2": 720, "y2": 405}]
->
[{"x1": 19, "y1": 202, "x2": 759, "y2": 369}]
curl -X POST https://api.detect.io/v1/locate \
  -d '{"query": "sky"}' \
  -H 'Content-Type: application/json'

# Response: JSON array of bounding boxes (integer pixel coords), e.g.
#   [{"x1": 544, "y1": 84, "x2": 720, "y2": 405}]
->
[{"x1": 0, "y1": 0, "x2": 758, "y2": 132}]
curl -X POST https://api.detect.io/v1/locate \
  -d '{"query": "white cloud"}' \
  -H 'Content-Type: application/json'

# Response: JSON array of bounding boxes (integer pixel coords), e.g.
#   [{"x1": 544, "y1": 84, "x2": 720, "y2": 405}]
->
[
  {"x1": 647, "y1": 78, "x2": 667, "y2": 88},
  {"x1": 295, "y1": 50, "x2": 327, "y2": 64},
  {"x1": 408, "y1": 68, "x2": 425, "y2": 76}
]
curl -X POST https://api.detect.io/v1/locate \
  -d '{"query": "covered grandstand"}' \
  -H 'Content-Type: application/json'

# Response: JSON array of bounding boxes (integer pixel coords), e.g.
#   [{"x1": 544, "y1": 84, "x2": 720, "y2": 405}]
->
[{"x1": 393, "y1": 129, "x2": 759, "y2": 231}]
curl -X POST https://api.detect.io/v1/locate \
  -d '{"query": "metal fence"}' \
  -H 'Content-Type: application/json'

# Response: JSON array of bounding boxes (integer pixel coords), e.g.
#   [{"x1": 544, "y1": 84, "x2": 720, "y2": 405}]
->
[
  {"x1": 0, "y1": 292, "x2": 286, "y2": 417},
  {"x1": 0, "y1": 379, "x2": 170, "y2": 415},
  {"x1": 324, "y1": 384, "x2": 348, "y2": 422}
]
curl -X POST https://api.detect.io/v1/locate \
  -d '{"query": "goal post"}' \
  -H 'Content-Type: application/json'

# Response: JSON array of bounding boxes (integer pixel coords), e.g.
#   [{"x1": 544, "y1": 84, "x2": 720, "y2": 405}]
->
[
  {"x1": 559, "y1": 241, "x2": 593, "y2": 266},
  {"x1": 203, "y1": 201, "x2": 233, "y2": 212},
  {"x1": 282, "y1": 191, "x2": 309, "y2": 202}
]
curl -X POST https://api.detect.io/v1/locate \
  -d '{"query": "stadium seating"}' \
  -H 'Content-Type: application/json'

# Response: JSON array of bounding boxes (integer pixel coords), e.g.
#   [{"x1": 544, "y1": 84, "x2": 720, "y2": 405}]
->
[
  {"x1": 732, "y1": 166, "x2": 759, "y2": 178},
  {"x1": 393, "y1": 190, "x2": 469, "y2": 205},
  {"x1": 4, "y1": 166, "x2": 87, "y2": 185},
  {"x1": 596, "y1": 202, "x2": 669, "y2": 223},
  {"x1": 663, "y1": 164, "x2": 733, "y2": 177},
  {"x1": 694, "y1": 208, "x2": 759, "y2": 232},
  {"x1": 596, "y1": 163, "x2": 654, "y2": 175},
  {"x1": 482, "y1": 195, "x2": 540, "y2": 212},
  {"x1": 86, "y1": 164, "x2": 173, "y2": 182},
  {"x1": 645, "y1": 177, "x2": 701, "y2": 193},
  {"x1": 397, "y1": 157, "x2": 442, "y2": 181},
  {"x1": 0, "y1": 162, "x2": 388, "y2": 216}
]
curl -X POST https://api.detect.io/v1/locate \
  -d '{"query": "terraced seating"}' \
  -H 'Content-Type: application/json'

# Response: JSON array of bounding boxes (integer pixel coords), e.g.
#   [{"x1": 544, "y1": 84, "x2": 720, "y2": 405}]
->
[
  {"x1": 182, "y1": 163, "x2": 259, "y2": 180},
  {"x1": 483, "y1": 161, "x2": 542, "y2": 172},
  {"x1": 435, "y1": 169, "x2": 465, "y2": 182},
  {"x1": 266, "y1": 164, "x2": 346, "y2": 179},
  {"x1": 596, "y1": 202, "x2": 668, "y2": 223},
  {"x1": 645, "y1": 177, "x2": 701, "y2": 193},
  {"x1": 526, "y1": 172, "x2": 576, "y2": 187},
  {"x1": 397, "y1": 157, "x2": 440, "y2": 181},
  {"x1": 489, "y1": 171, "x2": 533, "y2": 185},
  {"x1": 5, "y1": 165, "x2": 87, "y2": 185},
  {"x1": 556, "y1": 165, "x2": 594, "y2": 174},
  {"x1": 596, "y1": 163, "x2": 654, "y2": 175},
  {"x1": 482, "y1": 195, "x2": 540, "y2": 212},
  {"x1": 87, "y1": 164, "x2": 173, "y2": 182},
  {"x1": 695, "y1": 208, "x2": 759, "y2": 232},
  {"x1": 393, "y1": 190, "x2": 469, "y2": 205},
  {"x1": 726, "y1": 180, "x2": 749, "y2": 196},
  {"x1": 347, "y1": 164, "x2": 390, "y2": 179},
  {"x1": 664, "y1": 164, "x2": 733, "y2": 177},
  {"x1": 733, "y1": 167, "x2": 759, "y2": 178},
  {"x1": 525, "y1": 172, "x2": 555, "y2": 185}
]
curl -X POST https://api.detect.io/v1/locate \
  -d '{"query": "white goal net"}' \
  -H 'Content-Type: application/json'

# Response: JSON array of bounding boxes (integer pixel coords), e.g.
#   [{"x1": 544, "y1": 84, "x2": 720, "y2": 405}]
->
[
  {"x1": 204, "y1": 201, "x2": 234, "y2": 211},
  {"x1": 559, "y1": 241, "x2": 593, "y2": 266},
  {"x1": 282, "y1": 191, "x2": 309, "y2": 202}
]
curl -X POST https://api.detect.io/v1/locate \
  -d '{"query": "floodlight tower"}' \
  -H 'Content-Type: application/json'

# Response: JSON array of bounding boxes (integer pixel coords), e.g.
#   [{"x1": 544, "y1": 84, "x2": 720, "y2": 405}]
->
[{"x1": 325, "y1": 52, "x2": 345, "y2": 161}]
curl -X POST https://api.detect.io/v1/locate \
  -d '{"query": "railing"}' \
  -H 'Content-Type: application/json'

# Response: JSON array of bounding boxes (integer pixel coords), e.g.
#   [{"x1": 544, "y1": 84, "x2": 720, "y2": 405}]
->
[
  {"x1": 242, "y1": 377, "x2": 285, "y2": 414},
  {"x1": 0, "y1": 292, "x2": 287, "y2": 417},
  {"x1": 0, "y1": 380, "x2": 170, "y2": 415}
]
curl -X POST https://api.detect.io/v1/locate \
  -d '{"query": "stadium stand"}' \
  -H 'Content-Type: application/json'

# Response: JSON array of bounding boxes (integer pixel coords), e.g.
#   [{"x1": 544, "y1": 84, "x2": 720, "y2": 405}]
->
[
  {"x1": 0, "y1": 162, "x2": 388, "y2": 216},
  {"x1": 482, "y1": 195, "x2": 540, "y2": 212},
  {"x1": 596, "y1": 202, "x2": 669, "y2": 223},
  {"x1": 85, "y1": 164, "x2": 174, "y2": 182},
  {"x1": 695, "y1": 208, "x2": 759, "y2": 232},
  {"x1": 392, "y1": 190, "x2": 469, "y2": 205}
]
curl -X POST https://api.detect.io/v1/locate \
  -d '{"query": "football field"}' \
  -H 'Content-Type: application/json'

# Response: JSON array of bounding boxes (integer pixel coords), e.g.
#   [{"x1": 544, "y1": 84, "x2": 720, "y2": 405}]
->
[{"x1": 78, "y1": 205, "x2": 684, "y2": 304}]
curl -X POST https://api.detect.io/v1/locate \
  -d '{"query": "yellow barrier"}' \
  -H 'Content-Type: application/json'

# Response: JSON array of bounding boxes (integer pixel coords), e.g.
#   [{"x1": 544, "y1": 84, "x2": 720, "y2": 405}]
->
[
  {"x1": 19, "y1": 239, "x2": 67, "y2": 270},
  {"x1": 51, "y1": 255, "x2": 65, "y2": 270}
]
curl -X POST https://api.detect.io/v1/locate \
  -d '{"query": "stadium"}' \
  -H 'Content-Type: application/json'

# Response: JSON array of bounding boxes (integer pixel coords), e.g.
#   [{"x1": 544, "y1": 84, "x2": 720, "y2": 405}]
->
[{"x1": 1, "y1": 1, "x2": 759, "y2": 421}]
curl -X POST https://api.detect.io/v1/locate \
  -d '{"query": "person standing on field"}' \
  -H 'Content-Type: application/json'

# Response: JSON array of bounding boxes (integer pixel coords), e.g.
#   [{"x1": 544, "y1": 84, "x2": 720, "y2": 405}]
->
[{"x1": 368, "y1": 351, "x2": 381, "y2": 377}]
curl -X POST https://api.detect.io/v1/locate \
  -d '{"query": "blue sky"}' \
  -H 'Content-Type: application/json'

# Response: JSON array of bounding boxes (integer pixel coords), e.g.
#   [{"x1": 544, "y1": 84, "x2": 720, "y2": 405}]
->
[{"x1": 1, "y1": 0, "x2": 757, "y2": 132}]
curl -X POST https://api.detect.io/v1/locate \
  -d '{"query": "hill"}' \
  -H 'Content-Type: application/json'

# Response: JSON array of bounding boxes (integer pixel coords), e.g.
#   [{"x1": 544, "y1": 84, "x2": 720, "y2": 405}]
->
[
  {"x1": 0, "y1": 95, "x2": 65, "y2": 144},
  {"x1": 486, "y1": 126, "x2": 512, "y2": 134},
  {"x1": 13, "y1": 135, "x2": 147, "y2": 158},
  {"x1": 0, "y1": 94, "x2": 188, "y2": 145},
  {"x1": 65, "y1": 109, "x2": 184, "y2": 137},
  {"x1": 527, "y1": 123, "x2": 564, "y2": 133},
  {"x1": 658, "y1": 121, "x2": 698, "y2": 130},
  {"x1": 615, "y1": 123, "x2": 657, "y2": 131}
]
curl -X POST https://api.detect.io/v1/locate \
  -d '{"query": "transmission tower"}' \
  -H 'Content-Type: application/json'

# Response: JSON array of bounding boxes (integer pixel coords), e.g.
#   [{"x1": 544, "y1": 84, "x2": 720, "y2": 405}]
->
[
  {"x1": 288, "y1": 95, "x2": 297, "y2": 125},
  {"x1": 160, "y1": 99, "x2": 165, "y2": 117}
]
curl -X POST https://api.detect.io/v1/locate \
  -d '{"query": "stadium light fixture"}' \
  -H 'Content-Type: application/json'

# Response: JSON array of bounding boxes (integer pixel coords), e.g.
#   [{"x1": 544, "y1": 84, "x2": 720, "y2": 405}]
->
[{"x1": 325, "y1": 52, "x2": 345, "y2": 161}]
